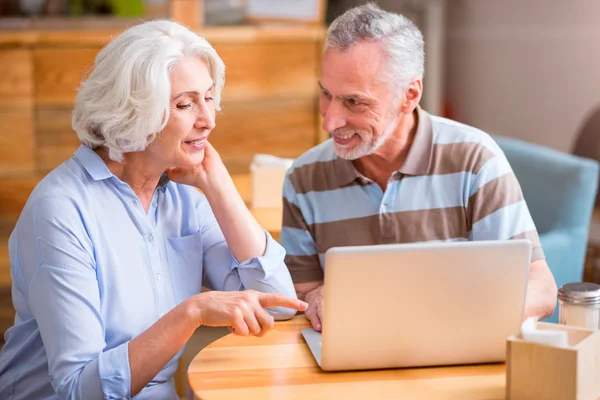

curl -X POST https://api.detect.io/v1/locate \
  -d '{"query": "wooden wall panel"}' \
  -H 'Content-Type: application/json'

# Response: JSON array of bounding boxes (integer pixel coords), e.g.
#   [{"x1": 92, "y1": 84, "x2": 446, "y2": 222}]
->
[
  {"x1": 0, "y1": 177, "x2": 39, "y2": 237},
  {"x1": 34, "y1": 48, "x2": 99, "y2": 106},
  {"x1": 36, "y1": 107, "x2": 79, "y2": 173},
  {"x1": 0, "y1": 49, "x2": 33, "y2": 109},
  {"x1": 212, "y1": 97, "x2": 317, "y2": 173},
  {"x1": 0, "y1": 110, "x2": 35, "y2": 176},
  {"x1": 216, "y1": 42, "x2": 319, "y2": 101},
  {"x1": 33, "y1": 43, "x2": 319, "y2": 106},
  {"x1": 0, "y1": 240, "x2": 10, "y2": 286}
]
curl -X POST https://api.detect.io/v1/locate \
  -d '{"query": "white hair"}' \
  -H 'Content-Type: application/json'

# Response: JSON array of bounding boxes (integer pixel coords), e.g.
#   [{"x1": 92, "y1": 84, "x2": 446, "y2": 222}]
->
[
  {"x1": 72, "y1": 20, "x2": 225, "y2": 162},
  {"x1": 325, "y1": 2, "x2": 424, "y2": 90}
]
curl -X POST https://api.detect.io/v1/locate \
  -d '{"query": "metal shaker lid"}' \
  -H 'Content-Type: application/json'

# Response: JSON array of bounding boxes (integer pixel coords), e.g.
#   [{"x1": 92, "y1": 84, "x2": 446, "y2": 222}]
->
[{"x1": 557, "y1": 282, "x2": 600, "y2": 305}]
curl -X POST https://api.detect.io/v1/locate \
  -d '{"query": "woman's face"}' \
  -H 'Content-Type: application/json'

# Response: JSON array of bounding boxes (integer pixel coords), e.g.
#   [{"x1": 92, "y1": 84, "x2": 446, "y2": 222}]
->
[{"x1": 147, "y1": 56, "x2": 216, "y2": 168}]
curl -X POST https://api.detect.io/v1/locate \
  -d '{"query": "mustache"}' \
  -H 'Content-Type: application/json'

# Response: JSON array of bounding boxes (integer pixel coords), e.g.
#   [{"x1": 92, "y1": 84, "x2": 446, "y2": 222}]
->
[{"x1": 331, "y1": 127, "x2": 370, "y2": 136}]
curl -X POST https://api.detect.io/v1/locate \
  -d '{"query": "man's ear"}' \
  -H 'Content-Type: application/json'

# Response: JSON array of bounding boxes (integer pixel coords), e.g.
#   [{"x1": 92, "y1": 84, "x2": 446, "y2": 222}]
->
[{"x1": 400, "y1": 79, "x2": 423, "y2": 114}]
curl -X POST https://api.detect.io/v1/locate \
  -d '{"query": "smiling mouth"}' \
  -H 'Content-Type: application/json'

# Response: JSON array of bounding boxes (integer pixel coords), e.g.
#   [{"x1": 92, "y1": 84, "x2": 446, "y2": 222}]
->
[
  {"x1": 332, "y1": 133, "x2": 357, "y2": 146},
  {"x1": 184, "y1": 136, "x2": 208, "y2": 150},
  {"x1": 185, "y1": 135, "x2": 208, "y2": 143}
]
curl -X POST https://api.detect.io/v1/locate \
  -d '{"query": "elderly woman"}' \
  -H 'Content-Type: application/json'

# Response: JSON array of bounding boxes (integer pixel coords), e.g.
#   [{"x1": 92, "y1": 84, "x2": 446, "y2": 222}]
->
[{"x1": 0, "y1": 20, "x2": 306, "y2": 400}]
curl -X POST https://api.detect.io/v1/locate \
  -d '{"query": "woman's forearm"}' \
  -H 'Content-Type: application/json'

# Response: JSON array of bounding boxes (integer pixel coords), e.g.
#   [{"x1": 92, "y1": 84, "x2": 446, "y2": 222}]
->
[
  {"x1": 128, "y1": 298, "x2": 199, "y2": 396},
  {"x1": 202, "y1": 172, "x2": 267, "y2": 262}
]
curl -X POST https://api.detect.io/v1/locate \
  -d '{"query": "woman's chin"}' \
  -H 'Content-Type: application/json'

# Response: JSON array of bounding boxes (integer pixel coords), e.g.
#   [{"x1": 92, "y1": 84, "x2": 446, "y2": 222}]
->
[{"x1": 183, "y1": 150, "x2": 205, "y2": 165}]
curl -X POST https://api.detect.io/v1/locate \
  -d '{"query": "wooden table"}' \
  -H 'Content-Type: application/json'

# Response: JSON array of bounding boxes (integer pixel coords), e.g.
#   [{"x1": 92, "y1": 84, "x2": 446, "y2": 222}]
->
[{"x1": 187, "y1": 316, "x2": 507, "y2": 400}]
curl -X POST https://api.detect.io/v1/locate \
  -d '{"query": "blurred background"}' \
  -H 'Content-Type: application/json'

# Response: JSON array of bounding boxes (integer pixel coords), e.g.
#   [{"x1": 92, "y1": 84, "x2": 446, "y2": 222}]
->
[{"x1": 1, "y1": 0, "x2": 599, "y2": 395}]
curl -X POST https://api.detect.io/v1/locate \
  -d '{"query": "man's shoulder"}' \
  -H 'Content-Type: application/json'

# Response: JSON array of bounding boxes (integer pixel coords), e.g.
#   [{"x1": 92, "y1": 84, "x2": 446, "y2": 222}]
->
[
  {"x1": 291, "y1": 139, "x2": 336, "y2": 170},
  {"x1": 284, "y1": 139, "x2": 339, "y2": 196},
  {"x1": 430, "y1": 115, "x2": 503, "y2": 155}
]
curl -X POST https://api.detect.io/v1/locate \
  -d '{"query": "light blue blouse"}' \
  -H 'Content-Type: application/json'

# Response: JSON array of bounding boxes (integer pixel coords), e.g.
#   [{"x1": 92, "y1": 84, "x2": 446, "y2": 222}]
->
[{"x1": 0, "y1": 145, "x2": 297, "y2": 400}]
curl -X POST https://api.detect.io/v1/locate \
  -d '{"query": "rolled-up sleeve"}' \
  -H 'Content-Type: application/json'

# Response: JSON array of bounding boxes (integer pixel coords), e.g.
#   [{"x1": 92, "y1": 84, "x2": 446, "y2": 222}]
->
[
  {"x1": 199, "y1": 207, "x2": 297, "y2": 320},
  {"x1": 27, "y1": 196, "x2": 131, "y2": 400}
]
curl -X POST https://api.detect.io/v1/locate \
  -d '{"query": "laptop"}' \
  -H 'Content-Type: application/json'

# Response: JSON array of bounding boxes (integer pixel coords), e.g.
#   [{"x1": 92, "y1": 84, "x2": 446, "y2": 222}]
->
[{"x1": 302, "y1": 239, "x2": 531, "y2": 371}]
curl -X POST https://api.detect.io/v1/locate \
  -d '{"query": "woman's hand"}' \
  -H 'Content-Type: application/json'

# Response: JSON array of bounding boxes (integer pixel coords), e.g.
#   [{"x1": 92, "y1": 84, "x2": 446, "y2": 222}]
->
[
  {"x1": 190, "y1": 290, "x2": 308, "y2": 336},
  {"x1": 166, "y1": 141, "x2": 229, "y2": 191}
]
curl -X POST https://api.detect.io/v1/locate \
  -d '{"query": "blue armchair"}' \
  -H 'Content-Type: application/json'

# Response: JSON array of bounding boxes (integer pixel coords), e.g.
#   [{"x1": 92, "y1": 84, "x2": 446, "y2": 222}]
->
[{"x1": 493, "y1": 135, "x2": 600, "y2": 322}]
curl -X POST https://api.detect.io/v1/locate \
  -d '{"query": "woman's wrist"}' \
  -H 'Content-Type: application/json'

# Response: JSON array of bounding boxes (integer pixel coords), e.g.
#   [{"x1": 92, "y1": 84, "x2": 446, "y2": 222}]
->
[
  {"x1": 200, "y1": 170, "x2": 238, "y2": 201},
  {"x1": 184, "y1": 294, "x2": 205, "y2": 329}
]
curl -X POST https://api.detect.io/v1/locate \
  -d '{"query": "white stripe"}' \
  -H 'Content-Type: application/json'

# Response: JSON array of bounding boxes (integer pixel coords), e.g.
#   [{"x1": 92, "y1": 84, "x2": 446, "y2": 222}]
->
[
  {"x1": 469, "y1": 156, "x2": 514, "y2": 197},
  {"x1": 431, "y1": 118, "x2": 504, "y2": 157},
  {"x1": 470, "y1": 200, "x2": 535, "y2": 241},
  {"x1": 296, "y1": 185, "x2": 380, "y2": 225},
  {"x1": 290, "y1": 140, "x2": 336, "y2": 169},
  {"x1": 386, "y1": 172, "x2": 469, "y2": 212}
]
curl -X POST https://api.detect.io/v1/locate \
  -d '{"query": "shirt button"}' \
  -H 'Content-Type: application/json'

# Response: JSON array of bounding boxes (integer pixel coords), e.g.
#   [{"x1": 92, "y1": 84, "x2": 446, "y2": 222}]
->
[
  {"x1": 147, "y1": 233, "x2": 154, "y2": 242},
  {"x1": 381, "y1": 204, "x2": 388, "y2": 213},
  {"x1": 156, "y1": 273, "x2": 162, "y2": 281},
  {"x1": 131, "y1": 199, "x2": 138, "y2": 206},
  {"x1": 152, "y1": 202, "x2": 158, "y2": 208}
]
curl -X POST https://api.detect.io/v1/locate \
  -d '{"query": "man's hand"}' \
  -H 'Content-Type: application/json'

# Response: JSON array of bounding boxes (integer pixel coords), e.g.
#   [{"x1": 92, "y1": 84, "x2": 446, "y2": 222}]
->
[
  {"x1": 193, "y1": 290, "x2": 308, "y2": 337},
  {"x1": 305, "y1": 285, "x2": 324, "y2": 332}
]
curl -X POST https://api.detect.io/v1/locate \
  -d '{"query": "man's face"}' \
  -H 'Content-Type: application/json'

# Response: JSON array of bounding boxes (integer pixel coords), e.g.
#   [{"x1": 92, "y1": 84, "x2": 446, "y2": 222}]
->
[{"x1": 319, "y1": 41, "x2": 402, "y2": 160}]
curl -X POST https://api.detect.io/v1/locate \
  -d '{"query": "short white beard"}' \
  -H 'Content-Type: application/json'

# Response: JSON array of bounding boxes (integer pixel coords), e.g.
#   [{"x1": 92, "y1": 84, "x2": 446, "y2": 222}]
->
[{"x1": 333, "y1": 115, "x2": 399, "y2": 160}]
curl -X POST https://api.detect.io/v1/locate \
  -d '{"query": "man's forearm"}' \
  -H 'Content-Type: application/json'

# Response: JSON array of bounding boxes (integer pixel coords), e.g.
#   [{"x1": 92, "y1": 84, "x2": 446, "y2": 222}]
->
[
  {"x1": 523, "y1": 260, "x2": 558, "y2": 320},
  {"x1": 295, "y1": 281, "x2": 323, "y2": 301}
]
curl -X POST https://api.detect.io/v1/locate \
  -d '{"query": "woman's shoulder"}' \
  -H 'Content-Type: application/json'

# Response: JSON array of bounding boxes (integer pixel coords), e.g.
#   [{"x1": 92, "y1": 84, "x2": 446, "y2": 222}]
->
[{"x1": 23, "y1": 159, "x2": 94, "y2": 217}]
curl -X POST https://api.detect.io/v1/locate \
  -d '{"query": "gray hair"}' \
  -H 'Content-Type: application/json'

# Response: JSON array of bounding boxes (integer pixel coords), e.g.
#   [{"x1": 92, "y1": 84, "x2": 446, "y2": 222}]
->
[
  {"x1": 326, "y1": 2, "x2": 424, "y2": 89},
  {"x1": 72, "y1": 20, "x2": 225, "y2": 162}
]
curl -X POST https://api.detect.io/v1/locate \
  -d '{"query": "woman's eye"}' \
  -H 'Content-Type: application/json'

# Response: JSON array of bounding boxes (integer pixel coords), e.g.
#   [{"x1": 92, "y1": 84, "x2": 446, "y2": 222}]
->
[
  {"x1": 177, "y1": 104, "x2": 192, "y2": 110},
  {"x1": 205, "y1": 97, "x2": 214, "y2": 102}
]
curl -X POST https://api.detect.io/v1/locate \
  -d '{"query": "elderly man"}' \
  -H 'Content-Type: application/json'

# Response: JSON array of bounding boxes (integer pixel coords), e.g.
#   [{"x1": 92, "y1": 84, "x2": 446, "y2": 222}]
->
[{"x1": 281, "y1": 3, "x2": 557, "y2": 332}]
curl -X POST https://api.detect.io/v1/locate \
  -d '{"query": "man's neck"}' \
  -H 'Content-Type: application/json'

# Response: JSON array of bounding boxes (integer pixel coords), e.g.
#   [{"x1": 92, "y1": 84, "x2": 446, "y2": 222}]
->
[{"x1": 353, "y1": 110, "x2": 418, "y2": 190}]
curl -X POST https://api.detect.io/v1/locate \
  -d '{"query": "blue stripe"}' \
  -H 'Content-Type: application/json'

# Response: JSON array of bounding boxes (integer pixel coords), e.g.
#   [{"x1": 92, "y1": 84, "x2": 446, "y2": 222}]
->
[
  {"x1": 295, "y1": 173, "x2": 474, "y2": 225},
  {"x1": 296, "y1": 185, "x2": 380, "y2": 225},
  {"x1": 470, "y1": 200, "x2": 535, "y2": 240},
  {"x1": 386, "y1": 172, "x2": 469, "y2": 212},
  {"x1": 282, "y1": 176, "x2": 300, "y2": 205},
  {"x1": 280, "y1": 227, "x2": 317, "y2": 256},
  {"x1": 431, "y1": 119, "x2": 503, "y2": 156}
]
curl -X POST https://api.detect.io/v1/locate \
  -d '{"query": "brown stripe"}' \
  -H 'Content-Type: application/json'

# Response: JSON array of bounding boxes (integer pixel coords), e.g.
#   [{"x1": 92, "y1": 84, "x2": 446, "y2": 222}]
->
[
  {"x1": 311, "y1": 207, "x2": 468, "y2": 254},
  {"x1": 423, "y1": 142, "x2": 496, "y2": 177},
  {"x1": 288, "y1": 158, "x2": 363, "y2": 194},
  {"x1": 285, "y1": 254, "x2": 323, "y2": 283},
  {"x1": 282, "y1": 197, "x2": 309, "y2": 231},
  {"x1": 511, "y1": 230, "x2": 545, "y2": 262},
  {"x1": 467, "y1": 173, "x2": 524, "y2": 229}
]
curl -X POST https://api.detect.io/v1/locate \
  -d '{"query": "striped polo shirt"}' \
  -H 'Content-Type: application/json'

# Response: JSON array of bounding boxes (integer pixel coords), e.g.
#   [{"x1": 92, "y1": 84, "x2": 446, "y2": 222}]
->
[{"x1": 281, "y1": 106, "x2": 544, "y2": 283}]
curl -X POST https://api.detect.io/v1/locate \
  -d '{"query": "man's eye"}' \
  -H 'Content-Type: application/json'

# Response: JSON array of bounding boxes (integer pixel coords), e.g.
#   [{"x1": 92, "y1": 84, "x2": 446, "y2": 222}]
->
[
  {"x1": 348, "y1": 99, "x2": 360, "y2": 106},
  {"x1": 177, "y1": 104, "x2": 192, "y2": 110}
]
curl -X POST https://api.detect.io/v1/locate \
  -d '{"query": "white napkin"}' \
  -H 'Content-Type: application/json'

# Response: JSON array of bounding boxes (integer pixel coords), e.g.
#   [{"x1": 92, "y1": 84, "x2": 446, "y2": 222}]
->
[
  {"x1": 520, "y1": 317, "x2": 569, "y2": 347},
  {"x1": 251, "y1": 154, "x2": 294, "y2": 170}
]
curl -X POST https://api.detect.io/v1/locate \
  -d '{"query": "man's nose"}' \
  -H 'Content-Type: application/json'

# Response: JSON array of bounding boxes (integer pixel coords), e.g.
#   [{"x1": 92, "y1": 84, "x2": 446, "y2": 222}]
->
[{"x1": 322, "y1": 102, "x2": 346, "y2": 133}]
